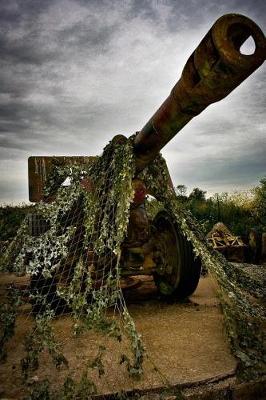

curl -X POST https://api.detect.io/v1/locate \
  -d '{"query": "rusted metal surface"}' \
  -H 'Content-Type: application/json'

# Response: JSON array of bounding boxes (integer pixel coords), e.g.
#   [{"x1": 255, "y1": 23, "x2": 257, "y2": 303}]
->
[
  {"x1": 26, "y1": 13, "x2": 265, "y2": 286},
  {"x1": 28, "y1": 156, "x2": 95, "y2": 202},
  {"x1": 134, "y1": 14, "x2": 265, "y2": 172},
  {"x1": 28, "y1": 14, "x2": 265, "y2": 199}
]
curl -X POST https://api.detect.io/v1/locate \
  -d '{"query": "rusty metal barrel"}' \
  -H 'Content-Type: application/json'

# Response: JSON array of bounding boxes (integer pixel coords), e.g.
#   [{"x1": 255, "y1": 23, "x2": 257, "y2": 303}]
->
[{"x1": 134, "y1": 14, "x2": 265, "y2": 172}]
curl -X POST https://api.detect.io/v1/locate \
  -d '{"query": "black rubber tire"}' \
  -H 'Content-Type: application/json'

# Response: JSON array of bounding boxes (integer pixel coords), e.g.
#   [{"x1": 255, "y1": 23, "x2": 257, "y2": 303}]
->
[{"x1": 152, "y1": 210, "x2": 201, "y2": 300}]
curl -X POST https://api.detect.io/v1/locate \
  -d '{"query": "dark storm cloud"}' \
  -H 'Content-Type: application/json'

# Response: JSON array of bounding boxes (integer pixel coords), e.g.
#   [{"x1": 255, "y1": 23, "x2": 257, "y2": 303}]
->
[
  {"x1": 0, "y1": 37, "x2": 58, "y2": 66},
  {"x1": 169, "y1": 138, "x2": 266, "y2": 185},
  {"x1": 0, "y1": 0, "x2": 265, "y2": 203},
  {"x1": 56, "y1": 20, "x2": 115, "y2": 50}
]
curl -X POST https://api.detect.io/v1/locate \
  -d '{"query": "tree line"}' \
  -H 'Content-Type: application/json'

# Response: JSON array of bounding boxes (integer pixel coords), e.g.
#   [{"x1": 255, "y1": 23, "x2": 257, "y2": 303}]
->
[
  {"x1": 175, "y1": 177, "x2": 266, "y2": 237},
  {"x1": 0, "y1": 177, "x2": 265, "y2": 244}
]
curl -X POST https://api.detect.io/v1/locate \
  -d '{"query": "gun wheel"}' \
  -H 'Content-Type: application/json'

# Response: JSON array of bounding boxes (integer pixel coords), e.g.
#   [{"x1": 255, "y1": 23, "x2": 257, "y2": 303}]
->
[{"x1": 152, "y1": 210, "x2": 201, "y2": 300}]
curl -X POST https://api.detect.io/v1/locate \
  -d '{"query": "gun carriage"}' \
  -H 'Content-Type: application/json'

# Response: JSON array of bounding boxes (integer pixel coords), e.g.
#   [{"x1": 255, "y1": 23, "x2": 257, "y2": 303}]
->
[{"x1": 27, "y1": 14, "x2": 265, "y2": 308}]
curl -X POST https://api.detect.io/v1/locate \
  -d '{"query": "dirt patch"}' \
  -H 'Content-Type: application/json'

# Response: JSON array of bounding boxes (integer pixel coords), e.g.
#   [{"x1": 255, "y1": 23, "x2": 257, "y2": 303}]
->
[{"x1": 0, "y1": 274, "x2": 236, "y2": 398}]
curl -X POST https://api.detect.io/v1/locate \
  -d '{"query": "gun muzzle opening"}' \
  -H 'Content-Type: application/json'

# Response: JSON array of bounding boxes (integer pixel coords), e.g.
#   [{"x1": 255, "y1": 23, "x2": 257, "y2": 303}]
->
[
  {"x1": 212, "y1": 14, "x2": 265, "y2": 72},
  {"x1": 239, "y1": 36, "x2": 256, "y2": 55},
  {"x1": 133, "y1": 13, "x2": 265, "y2": 174},
  {"x1": 228, "y1": 24, "x2": 256, "y2": 54}
]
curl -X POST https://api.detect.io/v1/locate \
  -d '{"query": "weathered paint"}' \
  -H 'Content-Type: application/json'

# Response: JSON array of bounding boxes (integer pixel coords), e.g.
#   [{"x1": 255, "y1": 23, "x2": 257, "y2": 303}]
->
[{"x1": 134, "y1": 14, "x2": 265, "y2": 172}]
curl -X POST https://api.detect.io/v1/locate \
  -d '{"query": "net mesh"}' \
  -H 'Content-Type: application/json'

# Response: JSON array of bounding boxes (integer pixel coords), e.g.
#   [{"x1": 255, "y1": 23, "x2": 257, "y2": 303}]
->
[
  {"x1": 140, "y1": 154, "x2": 265, "y2": 379},
  {"x1": 0, "y1": 136, "x2": 265, "y2": 398}
]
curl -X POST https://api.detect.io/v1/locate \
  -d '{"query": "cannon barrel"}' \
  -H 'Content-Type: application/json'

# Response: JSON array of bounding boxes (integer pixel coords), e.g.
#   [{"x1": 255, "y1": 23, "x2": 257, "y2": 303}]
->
[{"x1": 134, "y1": 14, "x2": 265, "y2": 172}]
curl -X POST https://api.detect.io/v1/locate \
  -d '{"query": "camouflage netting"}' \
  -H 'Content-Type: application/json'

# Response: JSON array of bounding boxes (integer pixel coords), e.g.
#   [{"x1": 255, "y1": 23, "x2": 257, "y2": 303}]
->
[
  {"x1": 0, "y1": 136, "x2": 265, "y2": 397},
  {"x1": 140, "y1": 154, "x2": 265, "y2": 380}
]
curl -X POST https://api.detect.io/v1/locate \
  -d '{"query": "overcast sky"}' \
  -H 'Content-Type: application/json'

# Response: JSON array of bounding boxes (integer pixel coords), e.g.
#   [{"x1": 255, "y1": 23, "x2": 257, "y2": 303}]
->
[{"x1": 0, "y1": 0, "x2": 265, "y2": 204}]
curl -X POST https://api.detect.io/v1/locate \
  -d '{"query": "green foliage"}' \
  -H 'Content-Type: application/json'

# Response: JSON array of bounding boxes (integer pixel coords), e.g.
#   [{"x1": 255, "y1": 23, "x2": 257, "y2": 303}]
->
[
  {"x1": 210, "y1": 191, "x2": 257, "y2": 236},
  {"x1": 252, "y1": 177, "x2": 266, "y2": 228},
  {"x1": 174, "y1": 183, "x2": 264, "y2": 236},
  {"x1": 89, "y1": 345, "x2": 106, "y2": 377},
  {"x1": 175, "y1": 184, "x2": 187, "y2": 198},
  {"x1": 1, "y1": 137, "x2": 264, "y2": 394},
  {"x1": 2, "y1": 136, "x2": 144, "y2": 392},
  {"x1": 145, "y1": 198, "x2": 164, "y2": 220},
  {"x1": 60, "y1": 373, "x2": 97, "y2": 399},
  {"x1": 25, "y1": 374, "x2": 97, "y2": 400},
  {"x1": 0, "y1": 287, "x2": 22, "y2": 362},
  {"x1": 25, "y1": 379, "x2": 51, "y2": 400},
  {"x1": 21, "y1": 311, "x2": 68, "y2": 380},
  {"x1": 188, "y1": 187, "x2": 206, "y2": 201},
  {"x1": 0, "y1": 204, "x2": 33, "y2": 241},
  {"x1": 120, "y1": 309, "x2": 144, "y2": 377},
  {"x1": 141, "y1": 156, "x2": 265, "y2": 380}
]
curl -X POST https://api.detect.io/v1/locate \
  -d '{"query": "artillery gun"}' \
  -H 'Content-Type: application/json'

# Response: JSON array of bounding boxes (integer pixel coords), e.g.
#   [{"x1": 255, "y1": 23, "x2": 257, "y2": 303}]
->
[{"x1": 27, "y1": 14, "x2": 265, "y2": 307}]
